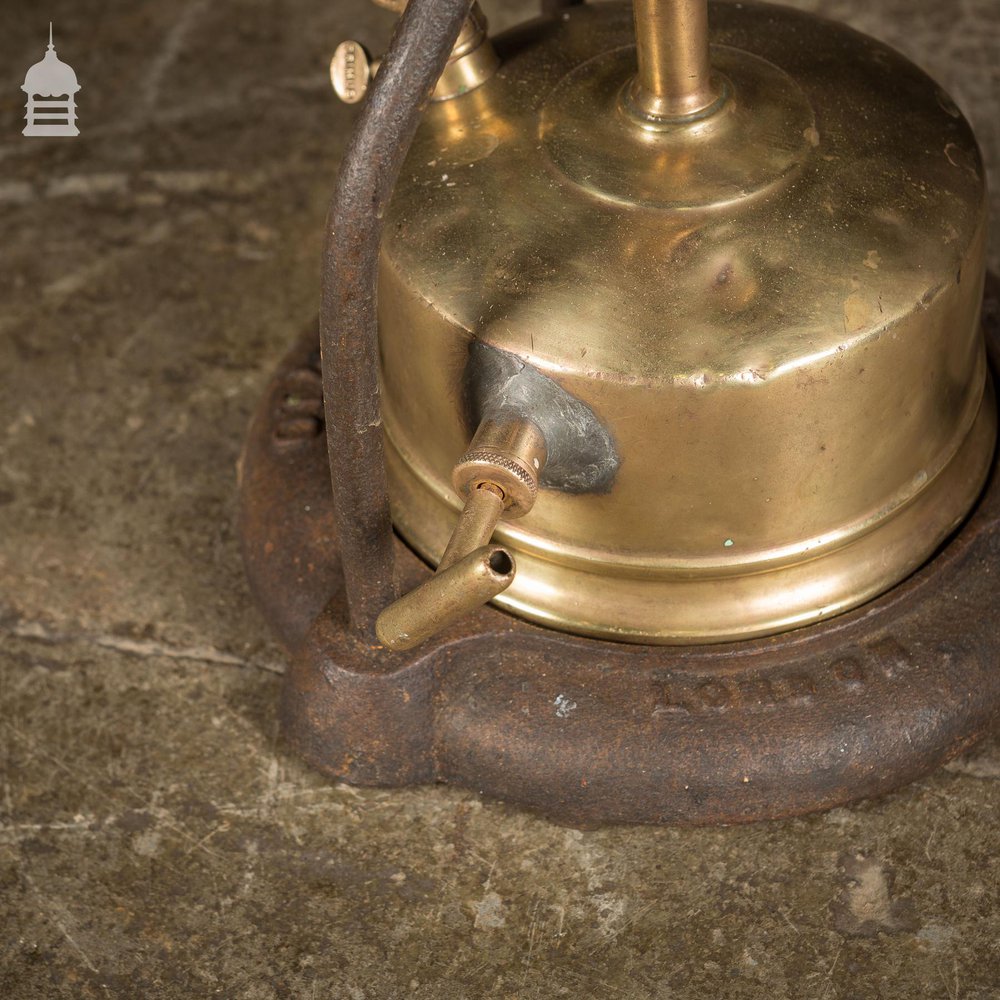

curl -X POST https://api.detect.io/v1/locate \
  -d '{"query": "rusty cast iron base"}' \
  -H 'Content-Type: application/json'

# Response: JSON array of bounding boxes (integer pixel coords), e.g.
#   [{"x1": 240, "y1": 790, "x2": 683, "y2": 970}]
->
[{"x1": 239, "y1": 320, "x2": 1000, "y2": 827}]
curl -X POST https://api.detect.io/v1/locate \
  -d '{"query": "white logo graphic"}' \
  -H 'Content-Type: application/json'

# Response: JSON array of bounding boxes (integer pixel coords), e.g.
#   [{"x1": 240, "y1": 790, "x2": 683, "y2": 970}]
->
[{"x1": 22, "y1": 24, "x2": 80, "y2": 137}]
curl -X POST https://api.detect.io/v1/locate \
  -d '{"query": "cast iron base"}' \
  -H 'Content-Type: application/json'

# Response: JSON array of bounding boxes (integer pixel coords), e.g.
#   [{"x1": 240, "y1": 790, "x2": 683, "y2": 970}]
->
[{"x1": 239, "y1": 309, "x2": 1000, "y2": 827}]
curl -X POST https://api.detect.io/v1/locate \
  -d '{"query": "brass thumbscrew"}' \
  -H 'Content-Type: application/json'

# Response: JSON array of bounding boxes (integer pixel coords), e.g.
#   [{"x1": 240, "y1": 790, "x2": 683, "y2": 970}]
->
[{"x1": 330, "y1": 0, "x2": 498, "y2": 106}]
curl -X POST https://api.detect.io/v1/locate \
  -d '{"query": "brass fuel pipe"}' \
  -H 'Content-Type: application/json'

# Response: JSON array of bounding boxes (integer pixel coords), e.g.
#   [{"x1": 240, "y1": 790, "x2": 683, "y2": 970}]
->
[{"x1": 627, "y1": 0, "x2": 723, "y2": 122}]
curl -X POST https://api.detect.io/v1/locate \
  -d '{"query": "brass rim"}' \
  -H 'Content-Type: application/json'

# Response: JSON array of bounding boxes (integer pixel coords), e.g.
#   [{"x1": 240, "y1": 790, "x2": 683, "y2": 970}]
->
[{"x1": 385, "y1": 378, "x2": 996, "y2": 644}]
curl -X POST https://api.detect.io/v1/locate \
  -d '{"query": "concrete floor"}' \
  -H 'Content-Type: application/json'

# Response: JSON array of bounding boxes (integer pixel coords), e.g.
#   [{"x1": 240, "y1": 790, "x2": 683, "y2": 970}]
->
[{"x1": 2, "y1": 0, "x2": 999, "y2": 997}]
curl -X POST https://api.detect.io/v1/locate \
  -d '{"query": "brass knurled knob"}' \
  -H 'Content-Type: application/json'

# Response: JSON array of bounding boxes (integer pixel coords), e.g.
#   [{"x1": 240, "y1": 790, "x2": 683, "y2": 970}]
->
[{"x1": 452, "y1": 418, "x2": 546, "y2": 518}]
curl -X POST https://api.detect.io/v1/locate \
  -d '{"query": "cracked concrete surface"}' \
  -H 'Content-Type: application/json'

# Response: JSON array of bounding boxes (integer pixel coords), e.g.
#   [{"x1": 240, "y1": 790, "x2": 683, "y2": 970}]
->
[{"x1": 1, "y1": 1, "x2": 999, "y2": 997}]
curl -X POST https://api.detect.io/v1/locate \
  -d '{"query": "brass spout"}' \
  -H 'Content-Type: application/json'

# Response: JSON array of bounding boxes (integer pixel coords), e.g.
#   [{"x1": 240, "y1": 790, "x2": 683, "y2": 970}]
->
[
  {"x1": 375, "y1": 416, "x2": 546, "y2": 651},
  {"x1": 628, "y1": 0, "x2": 721, "y2": 122},
  {"x1": 375, "y1": 545, "x2": 515, "y2": 651}
]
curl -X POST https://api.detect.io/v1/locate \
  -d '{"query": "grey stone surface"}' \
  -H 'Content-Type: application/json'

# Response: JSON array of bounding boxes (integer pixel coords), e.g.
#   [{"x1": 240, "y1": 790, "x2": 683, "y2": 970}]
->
[{"x1": 1, "y1": 1, "x2": 998, "y2": 997}]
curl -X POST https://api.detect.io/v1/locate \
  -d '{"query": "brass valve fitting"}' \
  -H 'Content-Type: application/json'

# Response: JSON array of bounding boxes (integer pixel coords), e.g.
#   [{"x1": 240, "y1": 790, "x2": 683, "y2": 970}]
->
[
  {"x1": 331, "y1": 0, "x2": 498, "y2": 106},
  {"x1": 451, "y1": 418, "x2": 547, "y2": 518}
]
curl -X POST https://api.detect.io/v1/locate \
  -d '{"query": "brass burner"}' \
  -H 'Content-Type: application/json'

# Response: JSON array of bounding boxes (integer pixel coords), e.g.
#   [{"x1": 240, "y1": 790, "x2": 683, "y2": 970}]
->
[{"x1": 239, "y1": 0, "x2": 1000, "y2": 825}]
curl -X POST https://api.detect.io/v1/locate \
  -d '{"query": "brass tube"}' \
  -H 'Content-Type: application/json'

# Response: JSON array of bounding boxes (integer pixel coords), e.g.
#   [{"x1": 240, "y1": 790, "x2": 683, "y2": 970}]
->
[
  {"x1": 376, "y1": 545, "x2": 516, "y2": 652},
  {"x1": 631, "y1": 0, "x2": 717, "y2": 120},
  {"x1": 438, "y1": 483, "x2": 505, "y2": 571}
]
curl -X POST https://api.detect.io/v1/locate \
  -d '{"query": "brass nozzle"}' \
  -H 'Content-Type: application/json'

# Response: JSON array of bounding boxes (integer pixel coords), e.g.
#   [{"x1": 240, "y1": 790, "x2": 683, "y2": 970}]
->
[
  {"x1": 375, "y1": 545, "x2": 515, "y2": 651},
  {"x1": 452, "y1": 418, "x2": 547, "y2": 516}
]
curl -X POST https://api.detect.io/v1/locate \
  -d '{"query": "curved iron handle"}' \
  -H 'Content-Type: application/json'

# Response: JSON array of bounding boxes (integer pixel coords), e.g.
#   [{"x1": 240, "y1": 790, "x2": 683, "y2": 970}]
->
[{"x1": 320, "y1": 0, "x2": 474, "y2": 640}]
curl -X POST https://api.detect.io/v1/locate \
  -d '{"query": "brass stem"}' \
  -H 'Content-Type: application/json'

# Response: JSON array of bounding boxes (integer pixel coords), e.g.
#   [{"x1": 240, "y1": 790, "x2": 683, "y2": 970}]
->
[
  {"x1": 631, "y1": 0, "x2": 717, "y2": 120},
  {"x1": 438, "y1": 483, "x2": 505, "y2": 571}
]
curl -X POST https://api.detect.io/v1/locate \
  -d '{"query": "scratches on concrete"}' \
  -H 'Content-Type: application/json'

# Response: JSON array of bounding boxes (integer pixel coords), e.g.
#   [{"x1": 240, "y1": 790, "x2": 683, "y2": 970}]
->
[
  {"x1": 20, "y1": 870, "x2": 100, "y2": 975},
  {"x1": 137, "y1": 0, "x2": 211, "y2": 119},
  {"x1": 3, "y1": 617, "x2": 284, "y2": 674}
]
